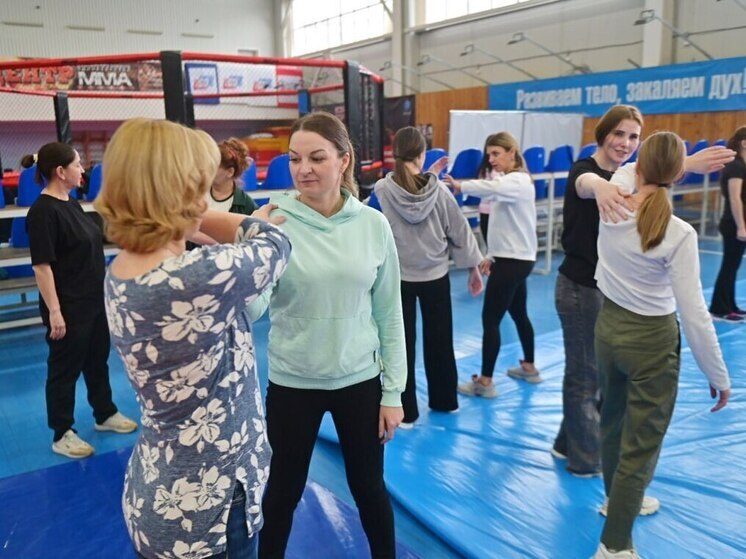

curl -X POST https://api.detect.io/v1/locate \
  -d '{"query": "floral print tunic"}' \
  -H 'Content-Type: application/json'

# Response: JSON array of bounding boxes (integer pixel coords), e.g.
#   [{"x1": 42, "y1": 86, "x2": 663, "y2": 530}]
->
[{"x1": 104, "y1": 218, "x2": 290, "y2": 559}]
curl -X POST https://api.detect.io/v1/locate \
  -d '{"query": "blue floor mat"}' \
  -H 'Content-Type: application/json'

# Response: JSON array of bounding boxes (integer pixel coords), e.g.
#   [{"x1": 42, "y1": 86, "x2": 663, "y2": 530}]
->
[
  {"x1": 317, "y1": 311, "x2": 746, "y2": 558},
  {"x1": 0, "y1": 447, "x2": 419, "y2": 559}
]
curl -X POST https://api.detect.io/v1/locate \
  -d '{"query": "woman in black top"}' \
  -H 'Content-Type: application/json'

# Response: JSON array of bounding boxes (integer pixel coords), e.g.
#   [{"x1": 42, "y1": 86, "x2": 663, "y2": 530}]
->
[
  {"x1": 553, "y1": 105, "x2": 735, "y2": 479},
  {"x1": 25, "y1": 143, "x2": 136, "y2": 459},
  {"x1": 709, "y1": 126, "x2": 746, "y2": 321},
  {"x1": 552, "y1": 105, "x2": 643, "y2": 477}
]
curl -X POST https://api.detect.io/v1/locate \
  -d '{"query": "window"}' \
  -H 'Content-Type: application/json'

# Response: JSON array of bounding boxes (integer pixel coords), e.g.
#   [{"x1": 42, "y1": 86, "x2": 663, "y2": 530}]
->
[
  {"x1": 290, "y1": 0, "x2": 392, "y2": 56},
  {"x1": 424, "y1": 0, "x2": 529, "y2": 24}
]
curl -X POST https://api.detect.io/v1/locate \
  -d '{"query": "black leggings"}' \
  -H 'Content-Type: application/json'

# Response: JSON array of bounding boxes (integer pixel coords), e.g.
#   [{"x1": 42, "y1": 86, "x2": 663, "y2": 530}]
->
[
  {"x1": 259, "y1": 377, "x2": 395, "y2": 559},
  {"x1": 481, "y1": 257, "x2": 535, "y2": 378}
]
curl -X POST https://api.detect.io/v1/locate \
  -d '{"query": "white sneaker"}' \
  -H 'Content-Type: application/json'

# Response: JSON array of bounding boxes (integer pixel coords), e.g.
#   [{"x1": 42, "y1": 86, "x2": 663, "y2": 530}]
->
[
  {"x1": 52, "y1": 429, "x2": 95, "y2": 459},
  {"x1": 506, "y1": 363, "x2": 543, "y2": 384},
  {"x1": 457, "y1": 375, "x2": 498, "y2": 398},
  {"x1": 94, "y1": 412, "x2": 138, "y2": 434},
  {"x1": 592, "y1": 543, "x2": 641, "y2": 558},
  {"x1": 550, "y1": 447, "x2": 568, "y2": 460},
  {"x1": 398, "y1": 421, "x2": 415, "y2": 430},
  {"x1": 599, "y1": 495, "x2": 660, "y2": 517}
]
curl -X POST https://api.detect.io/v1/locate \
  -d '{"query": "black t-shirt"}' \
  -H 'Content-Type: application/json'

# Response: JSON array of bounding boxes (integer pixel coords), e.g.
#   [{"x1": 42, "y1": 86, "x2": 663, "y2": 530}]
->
[
  {"x1": 719, "y1": 158, "x2": 746, "y2": 226},
  {"x1": 558, "y1": 157, "x2": 613, "y2": 288},
  {"x1": 26, "y1": 194, "x2": 105, "y2": 312}
]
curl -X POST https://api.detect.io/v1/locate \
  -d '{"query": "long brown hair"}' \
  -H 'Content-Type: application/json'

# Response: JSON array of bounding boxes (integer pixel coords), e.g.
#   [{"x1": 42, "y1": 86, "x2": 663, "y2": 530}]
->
[
  {"x1": 636, "y1": 131, "x2": 686, "y2": 252},
  {"x1": 392, "y1": 126, "x2": 427, "y2": 194},
  {"x1": 290, "y1": 111, "x2": 358, "y2": 197}
]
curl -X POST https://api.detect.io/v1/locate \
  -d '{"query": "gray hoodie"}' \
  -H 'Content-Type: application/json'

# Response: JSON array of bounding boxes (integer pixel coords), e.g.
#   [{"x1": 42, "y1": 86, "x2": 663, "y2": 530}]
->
[{"x1": 374, "y1": 172, "x2": 483, "y2": 282}]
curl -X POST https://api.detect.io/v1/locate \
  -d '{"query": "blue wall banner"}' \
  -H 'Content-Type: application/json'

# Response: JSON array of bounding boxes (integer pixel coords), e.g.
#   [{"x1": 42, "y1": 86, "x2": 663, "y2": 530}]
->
[{"x1": 488, "y1": 56, "x2": 746, "y2": 116}]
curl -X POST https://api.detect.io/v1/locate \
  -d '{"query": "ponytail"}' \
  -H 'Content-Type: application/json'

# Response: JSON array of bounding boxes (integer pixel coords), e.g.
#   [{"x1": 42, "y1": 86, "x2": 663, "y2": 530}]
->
[
  {"x1": 637, "y1": 186, "x2": 672, "y2": 252},
  {"x1": 391, "y1": 126, "x2": 427, "y2": 194}
]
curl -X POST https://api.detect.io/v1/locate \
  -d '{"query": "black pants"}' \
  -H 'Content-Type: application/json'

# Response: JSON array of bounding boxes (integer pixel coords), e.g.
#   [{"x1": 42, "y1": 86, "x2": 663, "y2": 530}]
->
[
  {"x1": 259, "y1": 377, "x2": 395, "y2": 559},
  {"x1": 479, "y1": 213, "x2": 489, "y2": 248},
  {"x1": 481, "y1": 257, "x2": 535, "y2": 378},
  {"x1": 42, "y1": 303, "x2": 117, "y2": 442},
  {"x1": 710, "y1": 220, "x2": 746, "y2": 315},
  {"x1": 400, "y1": 274, "x2": 459, "y2": 423}
]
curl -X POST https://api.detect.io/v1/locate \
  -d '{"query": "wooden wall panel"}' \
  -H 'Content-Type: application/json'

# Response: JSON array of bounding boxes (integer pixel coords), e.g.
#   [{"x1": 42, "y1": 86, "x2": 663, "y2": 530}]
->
[
  {"x1": 415, "y1": 86, "x2": 488, "y2": 149},
  {"x1": 582, "y1": 111, "x2": 746, "y2": 147}
]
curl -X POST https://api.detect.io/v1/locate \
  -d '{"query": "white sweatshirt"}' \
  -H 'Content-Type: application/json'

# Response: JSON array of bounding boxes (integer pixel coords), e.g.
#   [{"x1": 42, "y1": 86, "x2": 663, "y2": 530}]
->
[
  {"x1": 595, "y1": 197, "x2": 730, "y2": 391},
  {"x1": 460, "y1": 171, "x2": 537, "y2": 262}
]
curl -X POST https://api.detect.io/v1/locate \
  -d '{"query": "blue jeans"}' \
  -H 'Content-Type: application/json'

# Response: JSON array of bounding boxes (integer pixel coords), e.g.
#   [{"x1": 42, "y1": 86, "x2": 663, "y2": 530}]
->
[
  {"x1": 136, "y1": 484, "x2": 257, "y2": 559},
  {"x1": 553, "y1": 272, "x2": 604, "y2": 473}
]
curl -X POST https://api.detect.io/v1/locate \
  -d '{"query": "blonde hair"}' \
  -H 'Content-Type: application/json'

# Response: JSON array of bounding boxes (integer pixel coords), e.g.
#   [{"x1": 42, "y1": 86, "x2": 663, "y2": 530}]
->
[
  {"x1": 94, "y1": 118, "x2": 220, "y2": 253},
  {"x1": 290, "y1": 111, "x2": 358, "y2": 197},
  {"x1": 636, "y1": 131, "x2": 686, "y2": 252}
]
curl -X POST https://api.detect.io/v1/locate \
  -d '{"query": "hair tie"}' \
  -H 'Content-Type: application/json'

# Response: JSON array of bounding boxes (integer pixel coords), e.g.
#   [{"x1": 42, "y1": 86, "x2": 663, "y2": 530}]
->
[{"x1": 657, "y1": 183, "x2": 670, "y2": 188}]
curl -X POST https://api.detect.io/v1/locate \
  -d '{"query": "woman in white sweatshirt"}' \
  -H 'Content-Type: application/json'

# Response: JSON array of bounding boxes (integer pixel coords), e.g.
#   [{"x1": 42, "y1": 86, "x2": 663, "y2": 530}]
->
[
  {"x1": 445, "y1": 131, "x2": 540, "y2": 398},
  {"x1": 592, "y1": 131, "x2": 731, "y2": 559}
]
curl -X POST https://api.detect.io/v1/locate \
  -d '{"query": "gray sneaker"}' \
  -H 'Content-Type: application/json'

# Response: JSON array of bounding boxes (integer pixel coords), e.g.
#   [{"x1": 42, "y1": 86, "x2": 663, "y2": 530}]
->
[
  {"x1": 457, "y1": 375, "x2": 498, "y2": 398},
  {"x1": 506, "y1": 364, "x2": 543, "y2": 384}
]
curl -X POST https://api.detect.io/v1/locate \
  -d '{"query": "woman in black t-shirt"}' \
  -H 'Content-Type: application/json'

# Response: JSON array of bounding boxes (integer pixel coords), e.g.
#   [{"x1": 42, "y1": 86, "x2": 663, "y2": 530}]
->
[
  {"x1": 552, "y1": 105, "x2": 644, "y2": 477},
  {"x1": 25, "y1": 143, "x2": 136, "y2": 460},
  {"x1": 709, "y1": 126, "x2": 746, "y2": 320}
]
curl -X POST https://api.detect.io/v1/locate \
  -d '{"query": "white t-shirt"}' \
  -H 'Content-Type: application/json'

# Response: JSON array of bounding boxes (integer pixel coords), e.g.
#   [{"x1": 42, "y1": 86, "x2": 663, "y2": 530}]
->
[{"x1": 207, "y1": 190, "x2": 233, "y2": 212}]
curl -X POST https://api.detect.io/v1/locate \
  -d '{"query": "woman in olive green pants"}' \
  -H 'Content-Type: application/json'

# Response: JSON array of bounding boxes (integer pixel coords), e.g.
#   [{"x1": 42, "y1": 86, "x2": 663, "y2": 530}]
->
[{"x1": 592, "y1": 132, "x2": 732, "y2": 559}]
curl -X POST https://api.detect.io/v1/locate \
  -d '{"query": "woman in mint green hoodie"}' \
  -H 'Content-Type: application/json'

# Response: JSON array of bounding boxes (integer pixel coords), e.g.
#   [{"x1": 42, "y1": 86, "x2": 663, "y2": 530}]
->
[{"x1": 252, "y1": 112, "x2": 407, "y2": 559}]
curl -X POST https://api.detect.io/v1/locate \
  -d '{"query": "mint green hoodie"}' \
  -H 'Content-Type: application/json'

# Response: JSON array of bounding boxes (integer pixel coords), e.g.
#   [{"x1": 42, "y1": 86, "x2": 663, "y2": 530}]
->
[{"x1": 248, "y1": 190, "x2": 406, "y2": 407}]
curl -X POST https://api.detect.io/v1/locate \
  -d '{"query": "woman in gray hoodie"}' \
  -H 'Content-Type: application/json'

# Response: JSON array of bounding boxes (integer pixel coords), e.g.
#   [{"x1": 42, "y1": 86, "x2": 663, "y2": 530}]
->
[{"x1": 374, "y1": 127, "x2": 483, "y2": 428}]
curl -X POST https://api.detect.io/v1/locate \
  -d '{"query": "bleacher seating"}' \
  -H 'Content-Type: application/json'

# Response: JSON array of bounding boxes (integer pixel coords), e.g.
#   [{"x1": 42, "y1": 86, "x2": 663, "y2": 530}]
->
[
  {"x1": 262, "y1": 154, "x2": 293, "y2": 190},
  {"x1": 523, "y1": 146, "x2": 546, "y2": 198},
  {"x1": 448, "y1": 148, "x2": 482, "y2": 206},
  {"x1": 87, "y1": 164, "x2": 103, "y2": 201},
  {"x1": 545, "y1": 144, "x2": 574, "y2": 198},
  {"x1": 241, "y1": 160, "x2": 258, "y2": 191}
]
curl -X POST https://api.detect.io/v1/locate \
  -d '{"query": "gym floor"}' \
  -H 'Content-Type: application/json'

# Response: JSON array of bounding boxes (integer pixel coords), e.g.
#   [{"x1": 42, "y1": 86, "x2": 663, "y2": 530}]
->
[{"x1": 0, "y1": 240, "x2": 743, "y2": 559}]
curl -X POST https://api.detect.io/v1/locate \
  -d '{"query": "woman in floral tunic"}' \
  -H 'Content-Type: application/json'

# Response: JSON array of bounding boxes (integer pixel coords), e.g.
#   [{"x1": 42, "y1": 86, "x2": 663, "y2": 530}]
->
[{"x1": 94, "y1": 118, "x2": 291, "y2": 559}]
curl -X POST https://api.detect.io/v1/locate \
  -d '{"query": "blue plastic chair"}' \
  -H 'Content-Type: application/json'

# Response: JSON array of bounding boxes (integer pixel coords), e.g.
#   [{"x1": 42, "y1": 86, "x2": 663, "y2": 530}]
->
[
  {"x1": 423, "y1": 148, "x2": 447, "y2": 178},
  {"x1": 10, "y1": 218, "x2": 29, "y2": 248},
  {"x1": 367, "y1": 191, "x2": 382, "y2": 212},
  {"x1": 545, "y1": 145, "x2": 574, "y2": 198},
  {"x1": 449, "y1": 148, "x2": 483, "y2": 206},
  {"x1": 262, "y1": 154, "x2": 293, "y2": 190},
  {"x1": 87, "y1": 164, "x2": 103, "y2": 201},
  {"x1": 523, "y1": 146, "x2": 546, "y2": 199},
  {"x1": 17, "y1": 166, "x2": 43, "y2": 206},
  {"x1": 241, "y1": 160, "x2": 258, "y2": 191},
  {"x1": 578, "y1": 143, "x2": 597, "y2": 160}
]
